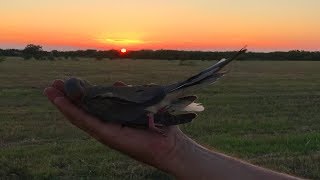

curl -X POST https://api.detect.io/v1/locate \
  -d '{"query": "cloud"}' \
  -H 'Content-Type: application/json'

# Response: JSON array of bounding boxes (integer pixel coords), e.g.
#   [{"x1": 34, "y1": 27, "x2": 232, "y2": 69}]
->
[{"x1": 97, "y1": 38, "x2": 145, "y2": 45}]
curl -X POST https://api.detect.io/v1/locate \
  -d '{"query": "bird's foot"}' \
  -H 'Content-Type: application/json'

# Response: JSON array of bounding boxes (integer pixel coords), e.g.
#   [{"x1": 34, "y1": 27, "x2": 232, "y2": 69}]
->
[{"x1": 147, "y1": 113, "x2": 166, "y2": 136}]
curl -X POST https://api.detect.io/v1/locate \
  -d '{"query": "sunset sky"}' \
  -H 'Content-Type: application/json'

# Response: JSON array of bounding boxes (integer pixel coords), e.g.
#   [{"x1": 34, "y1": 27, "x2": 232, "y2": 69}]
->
[{"x1": 0, "y1": 0, "x2": 319, "y2": 51}]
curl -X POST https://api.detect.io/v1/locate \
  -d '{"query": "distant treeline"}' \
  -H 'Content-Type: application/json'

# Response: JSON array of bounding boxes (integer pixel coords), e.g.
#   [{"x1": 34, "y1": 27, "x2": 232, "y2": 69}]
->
[{"x1": 0, "y1": 44, "x2": 319, "y2": 61}]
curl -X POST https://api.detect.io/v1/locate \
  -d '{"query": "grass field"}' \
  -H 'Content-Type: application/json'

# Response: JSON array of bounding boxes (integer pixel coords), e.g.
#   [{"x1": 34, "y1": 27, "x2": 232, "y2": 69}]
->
[{"x1": 0, "y1": 58, "x2": 320, "y2": 179}]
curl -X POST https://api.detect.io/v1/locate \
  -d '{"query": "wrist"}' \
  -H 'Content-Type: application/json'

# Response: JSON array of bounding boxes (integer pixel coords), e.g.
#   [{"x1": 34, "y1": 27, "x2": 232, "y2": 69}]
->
[{"x1": 161, "y1": 131, "x2": 200, "y2": 179}]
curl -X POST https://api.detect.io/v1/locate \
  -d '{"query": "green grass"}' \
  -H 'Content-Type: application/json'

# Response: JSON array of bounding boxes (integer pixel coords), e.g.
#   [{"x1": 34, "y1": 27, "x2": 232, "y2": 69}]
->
[{"x1": 0, "y1": 58, "x2": 320, "y2": 179}]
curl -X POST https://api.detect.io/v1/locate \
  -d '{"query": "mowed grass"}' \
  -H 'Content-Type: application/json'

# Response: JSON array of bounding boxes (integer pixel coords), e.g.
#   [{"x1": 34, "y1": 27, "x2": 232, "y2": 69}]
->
[{"x1": 0, "y1": 58, "x2": 320, "y2": 179}]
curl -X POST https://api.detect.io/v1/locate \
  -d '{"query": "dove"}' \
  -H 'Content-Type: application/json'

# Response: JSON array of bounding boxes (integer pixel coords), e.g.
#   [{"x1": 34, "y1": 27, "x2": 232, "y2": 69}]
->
[{"x1": 64, "y1": 47, "x2": 247, "y2": 134}]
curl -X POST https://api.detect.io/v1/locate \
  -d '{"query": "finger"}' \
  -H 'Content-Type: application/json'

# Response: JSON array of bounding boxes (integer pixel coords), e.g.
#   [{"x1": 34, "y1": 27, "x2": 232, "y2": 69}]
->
[
  {"x1": 53, "y1": 96, "x2": 121, "y2": 139},
  {"x1": 113, "y1": 81, "x2": 128, "y2": 87},
  {"x1": 51, "y1": 79, "x2": 65, "y2": 94},
  {"x1": 44, "y1": 87, "x2": 64, "y2": 103}
]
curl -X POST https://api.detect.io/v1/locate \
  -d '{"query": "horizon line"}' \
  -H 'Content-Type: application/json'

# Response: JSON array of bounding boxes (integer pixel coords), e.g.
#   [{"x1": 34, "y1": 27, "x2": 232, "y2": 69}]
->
[{"x1": 0, "y1": 44, "x2": 319, "y2": 53}]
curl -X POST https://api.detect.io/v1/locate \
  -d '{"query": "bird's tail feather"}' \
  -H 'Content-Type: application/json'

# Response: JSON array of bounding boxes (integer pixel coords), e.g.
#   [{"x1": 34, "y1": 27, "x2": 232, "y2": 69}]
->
[
  {"x1": 183, "y1": 103, "x2": 204, "y2": 112},
  {"x1": 166, "y1": 95, "x2": 202, "y2": 114},
  {"x1": 165, "y1": 47, "x2": 247, "y2": 94}
]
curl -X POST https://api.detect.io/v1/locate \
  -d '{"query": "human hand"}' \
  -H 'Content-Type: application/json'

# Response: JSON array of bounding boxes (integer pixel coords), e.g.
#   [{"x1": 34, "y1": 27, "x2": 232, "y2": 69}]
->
[{"x1": 43, "y1": 79, "x2": 188, "y2": 175}]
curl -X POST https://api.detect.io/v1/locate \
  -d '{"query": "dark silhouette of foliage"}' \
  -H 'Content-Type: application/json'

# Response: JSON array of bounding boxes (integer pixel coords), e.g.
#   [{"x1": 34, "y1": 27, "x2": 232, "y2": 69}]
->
[
  {"x1": 0, "y1": 45, "x2": 319, "y2": 61},
  {"x1": 47, "y1": 53, "x2": 55, "y2": 61},
  {"x1": 22, "y1": 44, "x2": 44, "y2": 60},
  {"x1": 0, "y1": 48, "x2": 22, "y2": 57}
]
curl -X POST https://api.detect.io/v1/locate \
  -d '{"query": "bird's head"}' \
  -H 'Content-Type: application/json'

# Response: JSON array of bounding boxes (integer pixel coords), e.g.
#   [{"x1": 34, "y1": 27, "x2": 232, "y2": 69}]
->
[{"x1": 64, "y1": 78, "x2": 90, "y2": 102}]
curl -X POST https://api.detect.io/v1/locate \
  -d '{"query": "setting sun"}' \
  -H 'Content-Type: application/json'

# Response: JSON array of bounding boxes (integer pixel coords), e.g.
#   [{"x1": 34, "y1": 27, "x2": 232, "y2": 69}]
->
[{"x1": 120, "y1": 48, "x2": 127, "y2": 53}]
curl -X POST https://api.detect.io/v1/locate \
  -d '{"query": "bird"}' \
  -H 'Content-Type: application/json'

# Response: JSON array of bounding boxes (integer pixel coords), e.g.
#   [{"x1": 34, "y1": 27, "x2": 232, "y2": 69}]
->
[{"x1": 64, "y1": 47, "x2": 247, "y2": 134}]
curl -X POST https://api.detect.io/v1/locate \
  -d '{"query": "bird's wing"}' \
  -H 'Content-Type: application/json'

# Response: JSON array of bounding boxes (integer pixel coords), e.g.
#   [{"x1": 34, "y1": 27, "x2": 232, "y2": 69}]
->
[
  {"x1": 83, "y1": 95, "x2": 148, "y2": 123},
  {"x1": 81, "y1": 85, "x2": 167, "y2": 123},
  {"x1": 85, "y1": 85, "x2": 166, "y2": 105}
]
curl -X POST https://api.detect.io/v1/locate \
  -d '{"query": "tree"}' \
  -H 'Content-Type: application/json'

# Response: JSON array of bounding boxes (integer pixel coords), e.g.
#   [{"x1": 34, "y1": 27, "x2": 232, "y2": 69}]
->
[{"x1": 22, "y1": 44, "x2": 44, "y2": 60}]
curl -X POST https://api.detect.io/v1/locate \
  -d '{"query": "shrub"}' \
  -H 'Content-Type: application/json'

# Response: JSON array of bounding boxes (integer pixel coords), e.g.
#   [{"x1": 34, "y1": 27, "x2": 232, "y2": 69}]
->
[
  {"x1": 0, "y1": 56, "x2": 6, "y2": 63},
  {"x1": 47, "y1": 55, "x2": 55, "y2": 61},
  {"x1": 22, "y1": 54, "x2": 33, "y2": 60}
]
